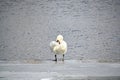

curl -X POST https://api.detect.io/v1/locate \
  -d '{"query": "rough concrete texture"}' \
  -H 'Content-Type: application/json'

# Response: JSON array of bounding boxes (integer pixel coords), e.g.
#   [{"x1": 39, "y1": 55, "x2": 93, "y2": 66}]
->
[{"x1": 0, "y1": 0, "x2": 120, "y2": 61}]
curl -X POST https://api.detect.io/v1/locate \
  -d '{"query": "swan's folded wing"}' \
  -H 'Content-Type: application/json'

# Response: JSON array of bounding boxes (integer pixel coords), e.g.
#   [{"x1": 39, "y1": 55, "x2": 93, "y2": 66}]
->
[
  {"x1": 58, "y1": 41, "x2": 67, "y2": 54},
  {"x1": 50, "y1": 41, "x2": 59, "y2": 51},
  {"x1": 61, "y1": 41, "x2": 67, "y2": 49}
]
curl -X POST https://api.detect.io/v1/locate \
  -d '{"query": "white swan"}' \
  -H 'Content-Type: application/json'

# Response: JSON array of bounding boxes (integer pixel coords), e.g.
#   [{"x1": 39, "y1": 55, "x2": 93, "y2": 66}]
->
[{"x1": 50, "y1": 35, "x2": 67, "y2": 61}]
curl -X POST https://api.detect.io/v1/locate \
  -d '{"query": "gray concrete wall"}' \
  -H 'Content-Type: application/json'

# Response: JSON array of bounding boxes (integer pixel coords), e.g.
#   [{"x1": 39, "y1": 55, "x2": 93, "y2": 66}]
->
[{"x1": 0, "y1": 0, "x2": 120, "y2": 61}]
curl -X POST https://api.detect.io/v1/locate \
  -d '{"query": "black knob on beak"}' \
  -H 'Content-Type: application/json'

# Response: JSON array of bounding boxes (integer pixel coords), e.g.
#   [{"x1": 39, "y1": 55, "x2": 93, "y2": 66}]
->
[{"x1": 56, "y1": 40, "x2": 60, "y2": 44}]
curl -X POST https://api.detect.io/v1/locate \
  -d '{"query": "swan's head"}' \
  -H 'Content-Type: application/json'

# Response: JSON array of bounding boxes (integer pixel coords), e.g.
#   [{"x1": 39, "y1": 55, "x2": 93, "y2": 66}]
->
[{"x1": 56, "y1": 35, "x2": 63, "y2": 44}]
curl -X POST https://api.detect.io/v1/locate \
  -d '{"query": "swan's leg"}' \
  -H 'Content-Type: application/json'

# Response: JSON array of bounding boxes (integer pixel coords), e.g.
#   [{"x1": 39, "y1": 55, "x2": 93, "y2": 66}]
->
[
  {"x1": 55, "y1": 55, "x2": 57, "y2": 61},
  {"x1": 62, "y1": 54, "x2": 64, "y2": 61}
]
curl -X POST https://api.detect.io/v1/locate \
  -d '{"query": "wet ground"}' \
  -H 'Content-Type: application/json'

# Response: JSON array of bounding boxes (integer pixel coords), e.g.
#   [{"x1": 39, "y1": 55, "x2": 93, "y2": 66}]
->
[{"x1": 0, "y1": 60, "x2": 120, "y2": 80}]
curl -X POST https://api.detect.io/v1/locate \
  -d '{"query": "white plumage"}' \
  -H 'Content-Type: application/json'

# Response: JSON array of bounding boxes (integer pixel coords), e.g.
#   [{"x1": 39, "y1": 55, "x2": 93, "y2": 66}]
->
[{"x1": 50, "y1": 35, "x2": 67, "y2": 61}]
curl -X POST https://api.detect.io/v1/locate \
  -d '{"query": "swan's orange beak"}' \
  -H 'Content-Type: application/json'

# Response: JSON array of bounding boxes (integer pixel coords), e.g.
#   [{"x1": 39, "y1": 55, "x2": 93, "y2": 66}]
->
[{"x1": 56, "y1": 40, "x2": 60, "y2": 44}]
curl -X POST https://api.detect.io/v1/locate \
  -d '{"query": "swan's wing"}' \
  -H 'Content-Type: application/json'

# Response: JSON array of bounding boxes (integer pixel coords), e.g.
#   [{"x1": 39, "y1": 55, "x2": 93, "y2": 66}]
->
[
  {"x1": 60, "y1": 41, "x2": 67, "y2": 49},
  {"x1": 63, "y1": 41, "x2": 67, "y2": 53},
  {"x1": 50, "y1": 41, "x2": 59, "y2": 51},
  {"x1": 57, "y1": 41, "x2": 67, "y2": 54}
]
